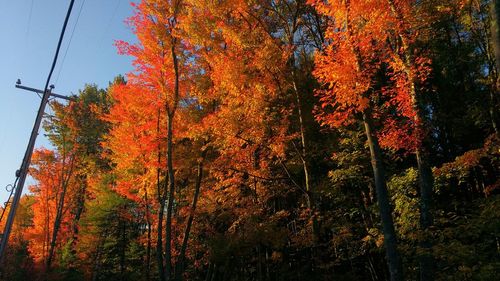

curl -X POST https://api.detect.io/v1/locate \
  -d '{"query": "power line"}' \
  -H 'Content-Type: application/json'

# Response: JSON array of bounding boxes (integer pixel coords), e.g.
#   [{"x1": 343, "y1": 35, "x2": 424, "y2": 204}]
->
[
  {"x1": 43, "y1": 0, "x2": 76, "y2": 93},
  {"x1": 97, "y1": 0, "x2": 122, "y2": 51},
  {"x1": 55, "y1": 0, "x2": 87, "y2": 85},
  {"x1": 26, "y1": 0, "x2": 34, "y2": 38}
]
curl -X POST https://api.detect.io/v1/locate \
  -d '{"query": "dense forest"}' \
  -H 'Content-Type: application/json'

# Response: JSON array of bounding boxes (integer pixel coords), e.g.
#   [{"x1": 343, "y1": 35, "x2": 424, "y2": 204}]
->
[{"x1": 0, "y1": 0, "x2": 499, "y2": 280}]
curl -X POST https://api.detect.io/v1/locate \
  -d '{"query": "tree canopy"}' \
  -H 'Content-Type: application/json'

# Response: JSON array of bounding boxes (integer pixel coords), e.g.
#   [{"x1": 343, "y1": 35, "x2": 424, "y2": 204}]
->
[{"x1": 0, "y1": 1, "x2": 499, "y2": 281}]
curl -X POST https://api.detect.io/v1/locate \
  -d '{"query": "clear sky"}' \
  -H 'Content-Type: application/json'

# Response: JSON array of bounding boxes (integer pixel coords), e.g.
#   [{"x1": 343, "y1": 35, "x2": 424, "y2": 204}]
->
[{"x1": 0, "y1": 0, "x2": 137, "y2": 203}]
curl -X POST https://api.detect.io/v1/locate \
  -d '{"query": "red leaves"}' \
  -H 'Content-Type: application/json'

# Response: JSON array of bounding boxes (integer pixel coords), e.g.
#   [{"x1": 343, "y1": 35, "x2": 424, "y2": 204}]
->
[
  {"x1": 311, "y1": 0, "x2": 433, "y2": 152},
  {"x1": 28, "y1": 148, "x2": 77, "y2": 264}
]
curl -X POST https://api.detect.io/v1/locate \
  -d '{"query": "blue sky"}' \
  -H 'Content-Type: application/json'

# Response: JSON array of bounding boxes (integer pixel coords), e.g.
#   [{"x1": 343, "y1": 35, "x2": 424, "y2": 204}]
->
[{"x1": 0, "y1": 0, "x2": 137, "y2": 203}]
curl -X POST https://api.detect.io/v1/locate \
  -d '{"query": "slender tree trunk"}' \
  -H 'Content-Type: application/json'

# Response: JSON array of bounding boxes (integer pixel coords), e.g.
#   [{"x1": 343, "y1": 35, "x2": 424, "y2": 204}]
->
[
  {"x1": 47, "y1": 154, "x2": 75, "y2": 272},
  {"x1": 165, "y1": 114, "x2": 176, "y2": 281},
  {"x1": 415, "y1": 139, "x2": 434, "y2": 281},
  {"x1": 362, "y1": 110, "x2": 403, "y2": 281},
  {"x1": 71, "y1": 182, "x2": 85, "y2": 240},
  {"x1": 489, "y1": 0, "x2": 500, "y2": 135},
  {"x1": 156, "y1": 109, "x2": 166, "y2": 281},
  {"x1": 175, "y1": 153, "x2": 205, "y2": 281},
  {"x1": 157, "y1": 202, "x2": 166, "y2": 281},
  {"x1": 257, "y1": 245, "x2": 263, "y2": 281},
  {"x1": 68, "y1": 180, "x2": 86, "y2": 270},
  {"x1": 145, "y1": 189, "x2": 152, "y2": 281},
  {"x1": 288, "y1": 29, "x2": 318, "y2": 242},
  {"x1": 385, "y1": 2, "x2": 435, "y2": 279},
  {"x1": 166, "y1": 31, "x2": 180, "y2": 280},
  {"x1": 262, "y1": 2, "x2": 315, "y2": 226},
  {"x1": 205, "y1": 263, "x2": 214, "y2": 281},
  {"x1": 406, "y1": 69, "x2": 435, "y2": 281},
  {"x1": 157, "y1": 170, "x2": 166, "y2": 281},
  {"x1": 343, "y1": 3, "x2": 402, "y2": 278},
  {"x1": 292, "y1": 78, "x2": 312, "y2": 206},
  {"x1": 44, "y1": 190, "x2": 51, "y2": 263}
]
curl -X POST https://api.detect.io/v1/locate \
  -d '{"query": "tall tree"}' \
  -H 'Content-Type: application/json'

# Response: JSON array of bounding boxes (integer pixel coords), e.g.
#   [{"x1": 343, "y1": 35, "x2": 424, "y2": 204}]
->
[
  {"x1": 44, "y1": 83, "x2": 113, "y2": 277},
  {"x1": 28, "y1": 148, "x2": 77, "y2": 275},
  {"x1": 114, "y1": 1, "x2": 195, "y2": 279},
  {"x1": 310, "y1": 0, "x2": 404, "y2": 280},
  {"x1": 381, "y1": 1, "x2": 435, "y2": 279}
]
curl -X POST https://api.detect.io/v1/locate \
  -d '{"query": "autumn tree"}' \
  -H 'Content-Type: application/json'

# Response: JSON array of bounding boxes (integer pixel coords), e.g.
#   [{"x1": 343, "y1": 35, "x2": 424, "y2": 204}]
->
[
  {"x1": 2, "y1": 1, "x2": 500, "y2": 280},
  {"x1": 375, "y1": 1, "x2": 436, "y2": 279},
  {"x1": 310, "y1": 0, "x2": 404, "y2": 280},
  {"x1": 27, "y1": 148, "x2": 78, "y2": 276},
  {"x1": 112, "y1": 1, "x2": 199, "y2": 280},
  {"x1": 39, "y1": 83, "x2": 113, "y2": 278},
  {"x1": 106, "y1": 77, "x2": 165, "y2": 279},
  {"x1": 246, "y1": 0, "x2": 327, "y2": 243},
  {"x1": 181, "y1": 0, "x2": 343, "y2": 279}
]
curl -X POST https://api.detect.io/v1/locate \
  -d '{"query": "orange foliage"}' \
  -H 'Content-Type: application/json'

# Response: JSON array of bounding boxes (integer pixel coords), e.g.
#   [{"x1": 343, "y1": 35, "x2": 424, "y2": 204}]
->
[
  {"x1": 310, "y1": 0, "x2": 433, "y2": 152},
  {"x1": 26, "y1": 148, "x2": 77, "y2": 267},
  {"x1": 184, "y1": 0, "x2": 291, "y2": 179},
  {"x1": 106, "y1": 0, "x2": 195, "y2": 203},
  {"x1": 311, "y1": 0, "x2": 390, "y2": 126}
]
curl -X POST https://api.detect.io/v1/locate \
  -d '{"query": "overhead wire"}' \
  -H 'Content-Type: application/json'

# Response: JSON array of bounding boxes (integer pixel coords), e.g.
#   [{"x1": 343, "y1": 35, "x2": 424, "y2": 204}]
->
[
  {"x1": 42, "y1": 0, "x2": 76, "y2": 93},
  {"x1": 26, "y1": 0, "x2": 34, "y2": 38},
  {"x1": 97, "y1": 0, "x2": 122, "y2": 51},
  {"x1": 55, "y1": 0, "x2": 87, "y2": 86}
]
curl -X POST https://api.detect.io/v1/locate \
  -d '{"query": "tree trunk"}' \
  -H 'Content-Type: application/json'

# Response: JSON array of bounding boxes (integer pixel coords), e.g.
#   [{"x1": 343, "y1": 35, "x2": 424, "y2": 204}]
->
[
  {"x1": 46, "y1": 153, "x2": 75, "y2": 272},
  {"x1": 415, "y1": 147, "x2": 434, "y2": 281},
  {"x1": 489, "y1": 0, "x2": 500, "y2": 135},
  {"x1": 145, "y1": 188, "x2": 152, "y2": 281},
  {"x1": 362, "y1": 110, "x2": 403, "y2": 281},
  {"x1": 287, "y1": 25, "x2": 318, "y2": 242},
  {"x1": 165, "y1": 113, "x2": 176, "y2": 281},
  {"x1": 406, "y1": 70, "x2": 434, "y2": 281},
  {"x1": 166, "y1": 30, "x2": 180, "y2": 280},
  {"x1": 68, "y1": 180, "x2": 86, "y2": 270},
  {"x1": 292, "y1": 78, "x2": 312, "y2": 207},
  {"x1": 157, "y1": 202, "x2": 166, "y2": 281},
  {"x1": 205, "y1": 263, "x2": 214, "y2": 281},
  {"x1": 385, "y1": 2, "x2": 435, "y2": 279},
  {"x1": 175, "y1": 153, "x2": 205, "y2": 281},
  {"x1": 343, "y1": 3, "x2": 403, "y2": 278},
  {"x1": 157, "y1": 109, "x2": 166, "y2": 281},
  {"x1": 44, "y1": 189, "x2": 51, "y2": 263},
  {"x1": 257, "y1": 246, "x2": 263, "y2": 281}
]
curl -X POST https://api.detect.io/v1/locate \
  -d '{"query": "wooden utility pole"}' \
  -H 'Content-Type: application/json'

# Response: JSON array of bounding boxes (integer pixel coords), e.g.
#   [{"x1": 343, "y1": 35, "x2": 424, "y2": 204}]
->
[
  {"x1": 0, "y1": 0, "x2": 75, "y2": 268},
  {"x1": 0, "y1": 81, "x2": 72, "y2": 264}
]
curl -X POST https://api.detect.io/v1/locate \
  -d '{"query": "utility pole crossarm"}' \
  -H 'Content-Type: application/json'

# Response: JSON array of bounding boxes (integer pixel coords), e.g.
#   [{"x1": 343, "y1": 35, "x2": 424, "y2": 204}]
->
[{"x1": 15, "y1": 84, "x2": 75, "y2": 101}]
